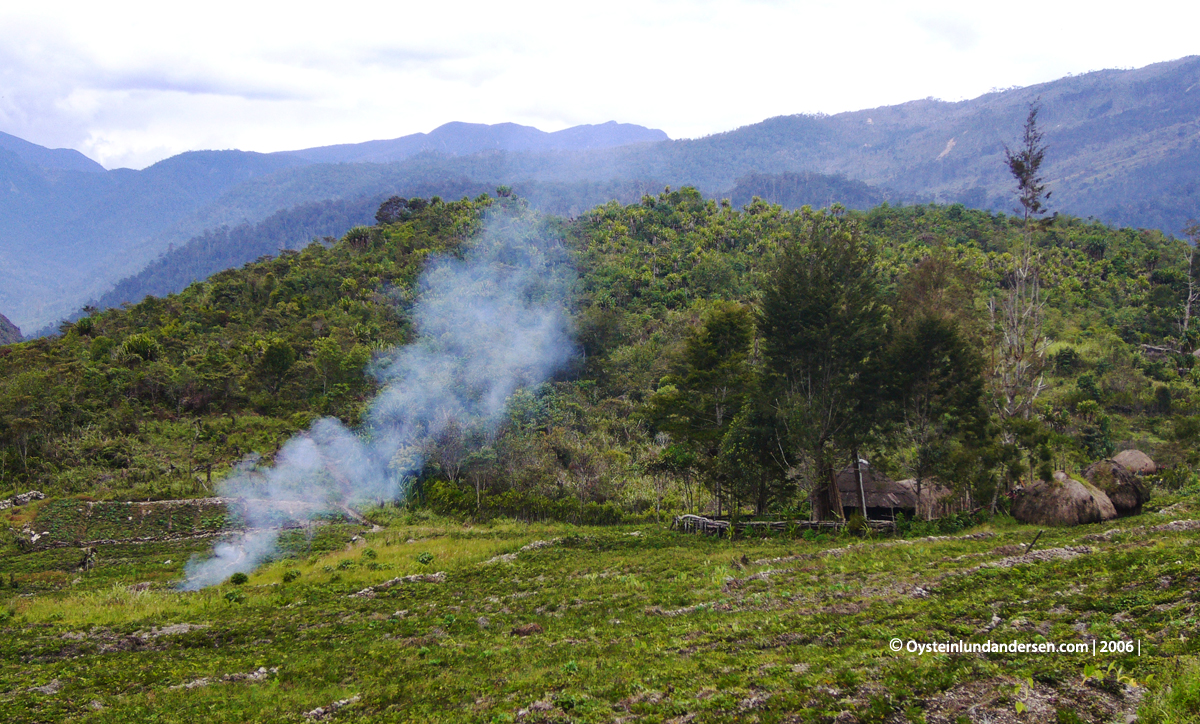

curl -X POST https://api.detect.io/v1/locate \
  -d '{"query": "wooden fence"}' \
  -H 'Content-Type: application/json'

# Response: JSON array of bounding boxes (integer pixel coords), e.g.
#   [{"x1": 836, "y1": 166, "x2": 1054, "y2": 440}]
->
[{"x1": 671, "y1": 514, "x2": 895, "y2": 536}]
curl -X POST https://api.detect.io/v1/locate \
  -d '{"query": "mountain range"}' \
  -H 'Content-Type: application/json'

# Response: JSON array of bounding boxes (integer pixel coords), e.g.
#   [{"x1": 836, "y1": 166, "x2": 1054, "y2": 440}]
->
[{"x1": 2, "y1": 55, "x2": 1198, "y2": 335}]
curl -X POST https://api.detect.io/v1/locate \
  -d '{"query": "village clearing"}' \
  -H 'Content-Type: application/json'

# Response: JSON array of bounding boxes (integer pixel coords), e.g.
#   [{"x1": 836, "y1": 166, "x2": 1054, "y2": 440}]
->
[{"x1": 2, "y1": 494, "x2": 1200, "y2": 723}]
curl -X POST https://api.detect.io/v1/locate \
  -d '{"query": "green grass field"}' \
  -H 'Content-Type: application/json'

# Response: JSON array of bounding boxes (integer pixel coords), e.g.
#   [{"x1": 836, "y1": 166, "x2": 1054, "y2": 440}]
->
[{"x1": 3, "y1": 498, "x2": 1200, "y2": 723}]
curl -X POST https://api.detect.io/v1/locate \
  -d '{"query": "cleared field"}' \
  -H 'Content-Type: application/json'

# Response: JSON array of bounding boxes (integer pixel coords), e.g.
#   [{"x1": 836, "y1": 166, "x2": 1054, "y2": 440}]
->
[{"x1": 2, "y1": 499, "x2": 1199, "y2": 723}]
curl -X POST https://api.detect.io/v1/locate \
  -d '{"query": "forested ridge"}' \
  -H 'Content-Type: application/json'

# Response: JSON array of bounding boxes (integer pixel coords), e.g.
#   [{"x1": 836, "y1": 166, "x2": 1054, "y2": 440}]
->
[
  {"x1": 1, "y1": 187, "x2": 1198, "y2": 521},
  {"x1": 6, "y1": 57, "x2": 1199, "y2": 335}
]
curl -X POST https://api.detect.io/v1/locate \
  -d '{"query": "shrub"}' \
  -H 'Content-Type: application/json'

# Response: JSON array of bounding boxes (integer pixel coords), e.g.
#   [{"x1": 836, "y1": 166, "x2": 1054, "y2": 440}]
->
[
  {"x1": 416, "y1": 552, "x2": 434, "y2": 565},
  {"x1": 229, "y1": 572, "x2": 248, "y2": 585},
  {"x1": 118, "y1": 333, "x2": 160, "y2": 362},
  {"x1": 282, "y1": 570, "x2": 301, "y2": 584}
]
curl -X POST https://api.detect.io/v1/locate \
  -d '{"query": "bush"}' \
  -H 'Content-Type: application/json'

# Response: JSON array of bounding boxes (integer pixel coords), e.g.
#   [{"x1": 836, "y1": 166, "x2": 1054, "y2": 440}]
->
[
  {"x1": 282, "y1": 570, "x2": 301, "y2": 584},
  {"x1": 424, "y1": 479, "x2": 639, "y2": 525},
  {"x1": 118, "y1": 333, "x2": 160, "y2": 362},
  {"x1": 229, "y1": 572, "x2": 248, "y2": 585},
  {"x1": 416, "y1": 552, "x2": 434, "y2": 565}
]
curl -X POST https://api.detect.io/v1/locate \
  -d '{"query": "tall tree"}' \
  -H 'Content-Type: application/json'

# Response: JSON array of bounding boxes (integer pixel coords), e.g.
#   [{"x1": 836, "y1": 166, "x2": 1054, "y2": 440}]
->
[
  {"x1": 644, "y1": 302, "x2": 754, "y2": 514},
  {"x1": 989, "y1": 101, "x2": 1053, "y2": 511},
  {"x1": 887, "y1": 315, "x2": 987, "y2": 507},
  {"x1": 759, "y1": 209, "x2": 889, "y2": 521},
  {"x1": 1179, "y1": 220, "x2": 1200, "y2": 347}
]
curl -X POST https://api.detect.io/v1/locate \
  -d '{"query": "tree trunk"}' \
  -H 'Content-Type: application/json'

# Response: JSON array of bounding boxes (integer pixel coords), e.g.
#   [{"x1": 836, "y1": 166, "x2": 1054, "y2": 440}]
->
[
  {"x1": 812, "y1": 450, "x2": 845, "y2": 521},
  {"x1": 852, "y1": 449, "x2": 867, "y2": 520},
  {"x1": 915, "y1": 473, "x2": 924, "y2": 521}
]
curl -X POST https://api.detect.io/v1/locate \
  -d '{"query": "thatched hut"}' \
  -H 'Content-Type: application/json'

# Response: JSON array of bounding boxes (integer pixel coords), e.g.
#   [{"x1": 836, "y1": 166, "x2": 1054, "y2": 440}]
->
[
  {"x1": 1112, "y1": 449, "x2": 1157, "y2": 475},
  {"x1": 1083, "y1": 459, "x2": 1150, "y2": 516},
  {"x1": 1012, "y1": 471, "x2": 1118, "y2": 526},
  {"x1": 835, "y1": 461, "x2": 916, "y2": 521}
]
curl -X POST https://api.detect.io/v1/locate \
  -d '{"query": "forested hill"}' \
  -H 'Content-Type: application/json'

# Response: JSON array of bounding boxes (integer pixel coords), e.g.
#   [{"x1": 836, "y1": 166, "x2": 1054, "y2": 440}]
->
[
  {"x1": 81, "y1": 197, "x2": 385, "y2": 329},
  {"x1": 77, "y1": 172, "x2": 894, "y2": 328},
  {"x1": 1, "y1": 191, "x2": 1196, "y2": 522}
]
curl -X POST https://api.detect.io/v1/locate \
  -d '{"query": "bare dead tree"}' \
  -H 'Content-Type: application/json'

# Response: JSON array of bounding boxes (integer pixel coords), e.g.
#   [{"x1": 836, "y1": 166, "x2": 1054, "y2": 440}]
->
[
  {"x1": 989, "y1": 101, "x2": 1053, "y2": 512},
  {"x1": 1180, "y1": 221, "x2": 1200, "y2": 343}
]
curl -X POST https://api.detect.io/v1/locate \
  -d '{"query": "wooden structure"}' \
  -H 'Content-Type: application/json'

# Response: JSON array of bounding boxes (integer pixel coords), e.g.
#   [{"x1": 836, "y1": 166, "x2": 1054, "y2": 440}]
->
[
  {"x1": 835, "y1": 462, "x2": 916, "y2": 521},
  {"x1": 672, "y1": 514, "x2": 894, "y2": 536}
]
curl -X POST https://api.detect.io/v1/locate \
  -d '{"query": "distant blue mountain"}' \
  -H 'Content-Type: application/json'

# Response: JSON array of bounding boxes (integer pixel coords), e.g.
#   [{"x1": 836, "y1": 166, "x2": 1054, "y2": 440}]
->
[
  {"x1": 0, "y1": 131, "x2": 105, "y2": 173},
  {"x1": 280, "y1": 121, "x2": 669, "y2": 164}
]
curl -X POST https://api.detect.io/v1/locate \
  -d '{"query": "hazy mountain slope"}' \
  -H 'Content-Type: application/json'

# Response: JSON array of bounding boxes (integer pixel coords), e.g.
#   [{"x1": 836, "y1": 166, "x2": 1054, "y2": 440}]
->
[
  {"x1": 632, "y1": 56, "x2": 1200, "y2": 229},
  {"x1": 0, "y1": 130, "x2": 104, "y2": 172},
  {"x1": 88, "y1": 196, "x2": 383, "y2": 314},
  {"x1": 0, "y1": 312, "x2": 19, "y2": 345},
  {"x1": 281, "y1": 120, "x2": 668, "y2": 164},
  {"x1": 0, "y1": 150, "x2": 307, "y2": 330}
]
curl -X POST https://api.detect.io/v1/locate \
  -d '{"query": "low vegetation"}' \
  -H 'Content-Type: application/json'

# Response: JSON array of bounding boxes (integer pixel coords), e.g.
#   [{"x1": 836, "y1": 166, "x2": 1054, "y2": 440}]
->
[{"x1": 2, "y1": 493, "x2": 1199, "y2": 722}]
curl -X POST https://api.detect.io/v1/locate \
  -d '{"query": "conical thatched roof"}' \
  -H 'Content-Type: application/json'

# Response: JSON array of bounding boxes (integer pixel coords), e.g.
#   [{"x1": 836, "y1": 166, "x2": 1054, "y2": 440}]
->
[
  {"x1": 1083, "y1": 459, "x2": 1150, "y2": 516},
  {"x1": 835, "y1": 462, "x2": 915, "y2": 510},
  {"x1": 1112, "y1": 449, "x2": 1157, "y2": 474},
  {"x1": 1012, "y1": 471, "x2": 1117, "y2": 526}
]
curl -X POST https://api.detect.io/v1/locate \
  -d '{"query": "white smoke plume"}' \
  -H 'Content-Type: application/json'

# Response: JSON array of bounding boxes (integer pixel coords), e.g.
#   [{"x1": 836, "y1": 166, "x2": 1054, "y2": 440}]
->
[{"x1": 181, "y1": 212, "x2": 576, "y2": 590}]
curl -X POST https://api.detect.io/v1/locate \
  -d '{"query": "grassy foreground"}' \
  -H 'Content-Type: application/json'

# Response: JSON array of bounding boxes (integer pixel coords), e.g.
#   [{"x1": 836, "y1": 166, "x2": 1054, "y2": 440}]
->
[{"x1": 3, "y1": 500, "x2": 1200, "y2": 723}]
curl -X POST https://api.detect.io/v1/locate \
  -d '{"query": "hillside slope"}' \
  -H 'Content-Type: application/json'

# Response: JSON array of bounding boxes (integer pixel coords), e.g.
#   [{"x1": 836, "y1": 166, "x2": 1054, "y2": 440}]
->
[
  {"x1": 0, "y1": 130, "x2": 104, "y2": 173},
  {"x1": 0, "y1": 312, "x2": 19, "y2": 345},
  {"x1": 1, "y1": 190, "x2": 1194, "y2": 516},
  {"x1": 577, "y1": 56, "x2": 1200, "y2": 231}
]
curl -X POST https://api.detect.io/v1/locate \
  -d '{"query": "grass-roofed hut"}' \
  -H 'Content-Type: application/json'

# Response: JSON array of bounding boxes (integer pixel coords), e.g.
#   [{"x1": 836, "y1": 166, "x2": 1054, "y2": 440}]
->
[
  {"x1": 1112, "y1": 449, "x2": 1158, "y2": 475},
  {"x1": 1012, "y1": 471, "x2": 1118, "y2": 526},
  {"x1": 835, "y1": 461, "x2": 915, "y2": 521},
  {"x1": 1083, "y1": 459, "x2": 1150, "y2": 516}
]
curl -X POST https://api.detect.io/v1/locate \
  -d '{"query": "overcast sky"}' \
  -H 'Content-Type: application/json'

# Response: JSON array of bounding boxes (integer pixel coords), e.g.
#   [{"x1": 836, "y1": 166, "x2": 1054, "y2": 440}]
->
[{"x1": 1, "y1": 1, "x2": 1196, "y2": 170}]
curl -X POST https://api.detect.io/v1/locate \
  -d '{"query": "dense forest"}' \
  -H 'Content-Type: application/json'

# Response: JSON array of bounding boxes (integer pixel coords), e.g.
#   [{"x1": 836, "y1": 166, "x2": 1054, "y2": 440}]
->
[
  {"x1": 1, "y1": 181, "x2": 1199, "y2": 522},
  {"x1": 64, "y1": 173, "x2": 893, "y2": 335}
]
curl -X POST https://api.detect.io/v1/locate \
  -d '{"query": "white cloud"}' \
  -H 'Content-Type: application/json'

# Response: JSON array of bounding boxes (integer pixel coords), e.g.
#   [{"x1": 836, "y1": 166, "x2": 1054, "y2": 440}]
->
[{"x1": 0, "y1": 0, "x2": 1196, "y2": 168}]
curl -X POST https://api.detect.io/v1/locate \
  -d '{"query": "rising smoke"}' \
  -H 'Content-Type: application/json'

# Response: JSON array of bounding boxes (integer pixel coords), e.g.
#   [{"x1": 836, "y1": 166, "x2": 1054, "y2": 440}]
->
[{"x1": 181, "y1": 211, "x2": 576, "y2": 590}]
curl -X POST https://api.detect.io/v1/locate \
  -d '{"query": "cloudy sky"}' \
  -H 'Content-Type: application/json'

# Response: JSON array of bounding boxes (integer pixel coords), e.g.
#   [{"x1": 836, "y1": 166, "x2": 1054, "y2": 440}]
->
[{"x1": 1, "y1": 1, "x2": 1195, "y2": 169}]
